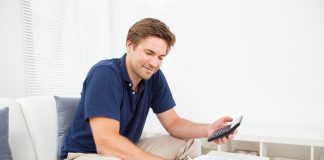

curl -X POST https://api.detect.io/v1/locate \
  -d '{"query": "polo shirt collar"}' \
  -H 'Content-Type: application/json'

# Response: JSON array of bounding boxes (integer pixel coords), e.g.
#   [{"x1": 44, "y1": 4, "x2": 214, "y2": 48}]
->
[
  {"x1": 119, "y1": 54, "x2": 147, "y2": 85},
  {"x1": 119, "y1": 54, "x2": 131, "y2": 82}
]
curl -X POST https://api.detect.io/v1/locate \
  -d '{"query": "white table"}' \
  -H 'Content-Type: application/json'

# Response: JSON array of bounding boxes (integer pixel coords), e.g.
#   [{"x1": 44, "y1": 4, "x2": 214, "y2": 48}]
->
[{"x1": 193, "y1": 151, "x2": 269, "y2": 160}]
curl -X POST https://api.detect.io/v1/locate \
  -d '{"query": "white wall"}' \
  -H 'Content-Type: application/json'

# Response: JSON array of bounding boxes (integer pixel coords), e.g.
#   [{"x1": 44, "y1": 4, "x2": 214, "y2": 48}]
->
[
  {"x1": 0, "y1": 0, "x2": 26, "y2": 98},
  {"x1": 109, "y1": 0, "x2": 324, "y2": 139},
  {"x1": 1, "y1": 0, "x2": 323, "y2": 139}
]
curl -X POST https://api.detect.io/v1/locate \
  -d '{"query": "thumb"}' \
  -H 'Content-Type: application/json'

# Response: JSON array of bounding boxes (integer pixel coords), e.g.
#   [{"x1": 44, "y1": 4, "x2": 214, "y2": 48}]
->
[{"x1": 211, "y1": 116, "x2": 233, "y2": 129}]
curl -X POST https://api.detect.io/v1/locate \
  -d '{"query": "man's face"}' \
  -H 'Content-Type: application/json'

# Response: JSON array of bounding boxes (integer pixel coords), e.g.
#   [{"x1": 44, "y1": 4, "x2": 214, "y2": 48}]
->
[{"x1": 126, "y1": 36, "x2": 168, "y2": 81}]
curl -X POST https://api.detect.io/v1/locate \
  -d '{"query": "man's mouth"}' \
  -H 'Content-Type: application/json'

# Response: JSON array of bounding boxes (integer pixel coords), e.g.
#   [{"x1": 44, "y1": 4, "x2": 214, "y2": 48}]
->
[{"x1": 144, "y1": 66, "x2": 154, "y2": 72}]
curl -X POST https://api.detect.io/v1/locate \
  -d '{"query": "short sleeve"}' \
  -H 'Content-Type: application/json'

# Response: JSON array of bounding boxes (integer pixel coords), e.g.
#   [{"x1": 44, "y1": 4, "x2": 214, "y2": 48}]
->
[
  {"x1": 150, "y1": 70, "x2": 176, "y2": 113},
  {"x1": 83, "y1": 65, "x2": 123, "y2": 121}
]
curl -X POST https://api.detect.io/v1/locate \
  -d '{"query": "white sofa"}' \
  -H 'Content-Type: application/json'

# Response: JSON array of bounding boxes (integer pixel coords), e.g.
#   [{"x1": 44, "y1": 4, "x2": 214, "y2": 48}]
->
[
  {"x1": 0, "y1": 96, "x2": 163, "y2": 160},
  {"x1": 0, "y1": 96, "x2": 70, "y2": 160}
]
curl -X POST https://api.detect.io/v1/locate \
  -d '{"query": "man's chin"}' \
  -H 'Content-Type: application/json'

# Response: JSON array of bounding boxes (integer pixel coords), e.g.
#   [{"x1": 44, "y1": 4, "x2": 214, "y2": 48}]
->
[
  {"x1": 142, "y1": 76, "x2": 152, "y2": 80},
  {"x1": 141, "y1": 73, "x2": 153, "y2": 80}
]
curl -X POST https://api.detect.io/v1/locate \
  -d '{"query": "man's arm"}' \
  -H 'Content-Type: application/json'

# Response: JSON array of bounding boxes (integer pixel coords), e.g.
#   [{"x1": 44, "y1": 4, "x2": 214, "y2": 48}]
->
[
  {"x1": 89, "y1": 117, "x2": 162, "y2": 160},
  {"x1": 157, "y1": 108, "x2": 235, "y2": 144}
]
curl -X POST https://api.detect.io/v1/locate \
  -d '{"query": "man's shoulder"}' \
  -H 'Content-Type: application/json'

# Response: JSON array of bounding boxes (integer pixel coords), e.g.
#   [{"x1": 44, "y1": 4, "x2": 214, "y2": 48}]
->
[
  {"x1": 85, "y1": 59, "x2": 123, "y2": 82},
  {"x1": 90, "y1": 59, "x2": 121, "y2": 73},
  {"x1": 94, "y1": 58, "x2": 120, "y2": 68}
]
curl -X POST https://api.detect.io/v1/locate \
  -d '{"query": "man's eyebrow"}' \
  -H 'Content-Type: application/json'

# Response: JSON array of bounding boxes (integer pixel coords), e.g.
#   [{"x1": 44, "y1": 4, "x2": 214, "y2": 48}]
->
[
  {"x1": 144, "y1": 49, "x2": 155, "y2": 53},
  {"x1": 144, "y1": 49, "x2": 167, "y2": 56}
]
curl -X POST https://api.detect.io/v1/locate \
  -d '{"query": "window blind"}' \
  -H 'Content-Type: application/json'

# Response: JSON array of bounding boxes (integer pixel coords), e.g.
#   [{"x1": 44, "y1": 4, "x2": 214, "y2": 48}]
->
[{"x1": 21, "y1": 0, "x2": 113, "y2": 96}]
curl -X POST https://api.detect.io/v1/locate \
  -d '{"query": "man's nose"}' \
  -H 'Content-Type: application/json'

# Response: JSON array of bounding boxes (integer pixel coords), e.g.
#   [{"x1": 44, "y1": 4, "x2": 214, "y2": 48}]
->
[{"x1": 149, "y1": 57, "x2": 160, "y2": 68}]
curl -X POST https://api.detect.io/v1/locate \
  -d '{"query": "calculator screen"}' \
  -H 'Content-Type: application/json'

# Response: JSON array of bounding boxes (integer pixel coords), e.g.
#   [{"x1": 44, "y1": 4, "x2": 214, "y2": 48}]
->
[{"x1": 230, "y1": 116, "x2": 243, "y2": 127}]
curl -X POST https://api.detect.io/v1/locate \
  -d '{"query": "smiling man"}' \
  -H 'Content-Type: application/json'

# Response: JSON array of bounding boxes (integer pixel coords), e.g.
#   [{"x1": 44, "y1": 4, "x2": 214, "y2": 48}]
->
[{"x1": 60, "y1": 18, "x2": 235, "y2": 160}]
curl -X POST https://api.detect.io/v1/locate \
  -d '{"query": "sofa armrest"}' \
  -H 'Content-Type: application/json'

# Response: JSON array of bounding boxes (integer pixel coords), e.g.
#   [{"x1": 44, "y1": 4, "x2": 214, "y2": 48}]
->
[{"x1": 0, "y1": 98, "x2": 37, "y2": 160}]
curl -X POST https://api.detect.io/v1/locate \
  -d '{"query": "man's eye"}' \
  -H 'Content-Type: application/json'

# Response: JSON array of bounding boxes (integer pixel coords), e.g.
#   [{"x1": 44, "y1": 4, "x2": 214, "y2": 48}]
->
[{"x1": 146, "y1": 52, "x2": 153, "y2": 55}]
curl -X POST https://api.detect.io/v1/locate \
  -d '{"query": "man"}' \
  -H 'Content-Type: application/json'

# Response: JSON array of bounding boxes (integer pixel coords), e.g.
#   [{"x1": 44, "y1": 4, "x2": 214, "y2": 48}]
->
[{"x1": 61, "y1": 18, "x2": 236, "y2": 160}]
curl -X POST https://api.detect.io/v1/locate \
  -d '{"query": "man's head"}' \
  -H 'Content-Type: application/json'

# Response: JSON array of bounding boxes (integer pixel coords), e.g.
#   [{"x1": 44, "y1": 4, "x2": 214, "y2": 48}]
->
[
  {"x1": 125, "y1": 18, "x2": 176, "y2": 82},
  {"x1": 126, "y1": 18, "x2": 176, "y2": 54}
]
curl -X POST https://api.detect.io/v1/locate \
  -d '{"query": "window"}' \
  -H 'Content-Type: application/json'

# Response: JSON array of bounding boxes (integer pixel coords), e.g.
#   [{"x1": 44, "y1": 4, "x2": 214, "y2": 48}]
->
[{"x1": 21, "y1": 0, "x2": 113, "y2": 96}]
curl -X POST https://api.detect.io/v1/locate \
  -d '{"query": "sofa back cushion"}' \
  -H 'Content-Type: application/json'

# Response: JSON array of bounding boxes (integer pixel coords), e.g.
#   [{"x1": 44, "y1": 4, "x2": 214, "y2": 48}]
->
[
  {"x1": 54, "y1": 96, "x2": 79, "y2": 160},
  {"x1": 18, "y1": 96, "x2": 58, "y2": 160},
  {"x1": 0, "y1": 99, "x2": 36, "y2": 160},
  {"x1": 0, "y1": 107, "x2": 13, "y2": 160}
]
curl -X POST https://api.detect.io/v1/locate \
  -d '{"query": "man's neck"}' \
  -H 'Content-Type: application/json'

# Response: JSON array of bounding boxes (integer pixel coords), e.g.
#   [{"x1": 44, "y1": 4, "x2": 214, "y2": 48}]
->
[{"x1": 125, "y1": 55, "x2": 141, "y2": 91}]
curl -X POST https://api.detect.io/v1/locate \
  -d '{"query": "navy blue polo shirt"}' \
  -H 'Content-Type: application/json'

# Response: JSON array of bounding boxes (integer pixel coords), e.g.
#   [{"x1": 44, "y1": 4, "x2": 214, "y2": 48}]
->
[{"x1": 60, "y1": 54, "x2": 175, "y2": 159}]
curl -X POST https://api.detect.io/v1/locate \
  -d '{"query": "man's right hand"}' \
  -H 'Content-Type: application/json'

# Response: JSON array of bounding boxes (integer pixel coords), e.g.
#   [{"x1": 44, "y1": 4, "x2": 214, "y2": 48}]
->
[{"x1": 89, "y1": 117, "x2": 163, "y2": 160}]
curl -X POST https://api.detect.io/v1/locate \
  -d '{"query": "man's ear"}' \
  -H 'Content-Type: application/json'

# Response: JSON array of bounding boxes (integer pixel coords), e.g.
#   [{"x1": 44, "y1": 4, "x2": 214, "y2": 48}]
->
[{"x1": 126, "y1": 40, "x2": 133, "y2": 52}]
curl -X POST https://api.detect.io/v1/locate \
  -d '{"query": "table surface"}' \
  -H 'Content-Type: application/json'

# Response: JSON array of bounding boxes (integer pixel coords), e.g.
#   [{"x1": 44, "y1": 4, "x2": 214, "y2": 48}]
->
[{"x1": 199, "y1": 151, "x2": 270, "y2": 160}]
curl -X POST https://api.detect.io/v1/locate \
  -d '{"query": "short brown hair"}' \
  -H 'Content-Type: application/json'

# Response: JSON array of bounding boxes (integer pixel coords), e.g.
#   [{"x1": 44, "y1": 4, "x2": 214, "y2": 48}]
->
[{"x1": 126, "y1": 18, "x2": 176, "y2": 53}]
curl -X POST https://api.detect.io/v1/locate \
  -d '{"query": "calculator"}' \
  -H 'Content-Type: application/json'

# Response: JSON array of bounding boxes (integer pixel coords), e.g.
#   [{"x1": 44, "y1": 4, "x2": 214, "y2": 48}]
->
[{"x1": 207, "y1": 116, "x2": 243, "y2": 142}]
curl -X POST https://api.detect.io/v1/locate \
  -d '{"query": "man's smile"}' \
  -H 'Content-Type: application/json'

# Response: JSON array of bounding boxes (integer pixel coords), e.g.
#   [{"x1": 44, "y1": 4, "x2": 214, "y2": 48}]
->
[{"x1": 144, "y1": 66, "x2": 154, "y2": 72}]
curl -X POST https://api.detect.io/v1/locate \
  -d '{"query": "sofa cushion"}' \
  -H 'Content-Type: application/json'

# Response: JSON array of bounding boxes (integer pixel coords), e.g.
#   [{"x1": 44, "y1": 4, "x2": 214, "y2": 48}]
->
[
  {"x1": 0, "y1": 107, "x2": 13, "y2": 160},
  {"x1": 0, "y1": 99, "x2": 36, "y2": 160},
  {"x1": 54, "y1": 96, "x2": 79, "y2": 160},
  {"x1": 18, "y1": 96, "x2": 58, "y2": 160}
]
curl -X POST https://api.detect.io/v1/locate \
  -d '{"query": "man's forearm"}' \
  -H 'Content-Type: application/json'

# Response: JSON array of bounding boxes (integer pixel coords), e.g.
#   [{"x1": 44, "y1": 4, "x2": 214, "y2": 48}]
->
[
  {"x1": 97, "y1": 134, "x2": 162, "y2": 160},
  {"x1": 166, "y1": 118, "x2": 210, "y2": 139}
]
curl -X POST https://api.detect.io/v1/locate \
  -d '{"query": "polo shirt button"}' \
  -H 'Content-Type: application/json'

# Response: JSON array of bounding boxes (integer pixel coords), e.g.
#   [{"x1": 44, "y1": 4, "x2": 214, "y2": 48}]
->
[
  {"x1": 128, "y1": 83, "x2": 132, "y2": 87},
  {"x1": 132, "y1": 91, "x2": 135, "y2": 95}
]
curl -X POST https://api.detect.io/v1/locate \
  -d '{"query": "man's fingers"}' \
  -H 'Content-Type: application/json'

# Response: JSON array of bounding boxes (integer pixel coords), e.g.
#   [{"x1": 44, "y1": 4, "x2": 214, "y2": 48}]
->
[
  {"x1": 213, "y1": 133, "x2": 237, "y2": 144},
  {"x1": 221, "y1": 116, "x2": 233, "y2": 123},
  {"x1": 228, "y1": 134, "x2": 234, "y2": 140}
]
